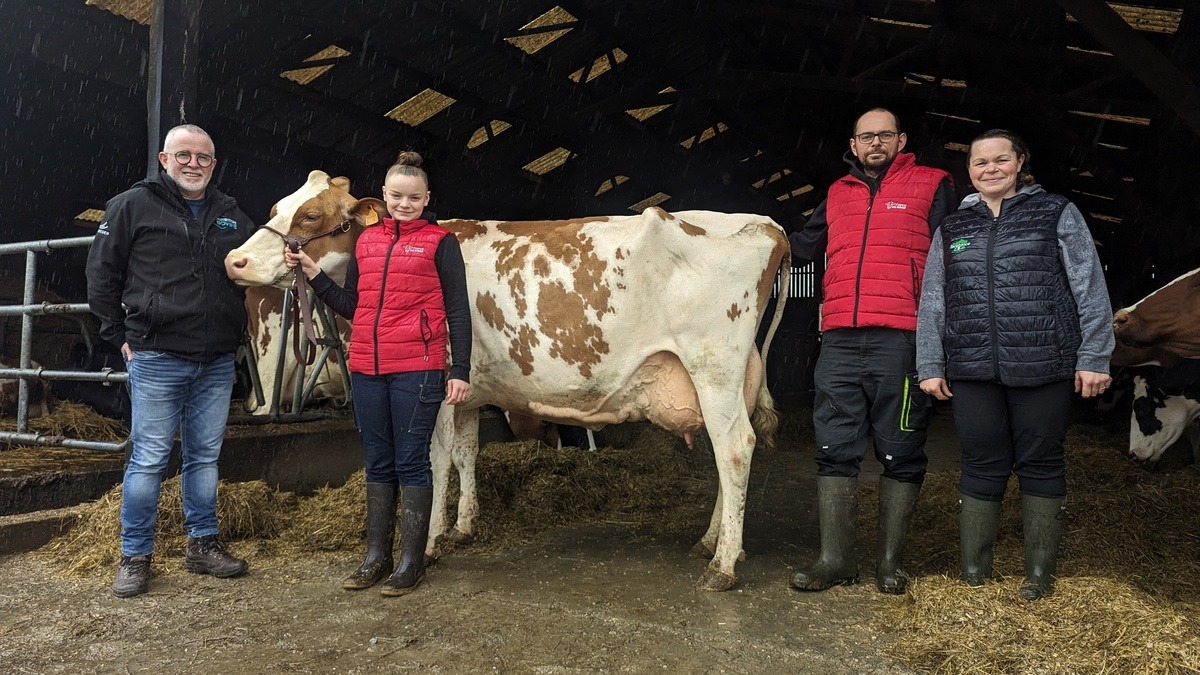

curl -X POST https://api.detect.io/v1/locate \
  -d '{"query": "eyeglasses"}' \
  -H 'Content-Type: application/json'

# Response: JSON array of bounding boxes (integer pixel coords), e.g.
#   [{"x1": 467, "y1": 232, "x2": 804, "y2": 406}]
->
[
  {"x1": 167, "y1": 150, "x2": 215, "y2": 168},
  {"x1": 854, "y1": 131, "x2": 899, "y2": 144}
]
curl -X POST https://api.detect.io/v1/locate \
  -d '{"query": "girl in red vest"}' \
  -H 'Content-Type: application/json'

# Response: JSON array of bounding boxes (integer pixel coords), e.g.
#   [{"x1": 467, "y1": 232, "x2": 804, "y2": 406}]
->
[{"x1": 287, "y1": 151, "x2": 472, "y2": 596}]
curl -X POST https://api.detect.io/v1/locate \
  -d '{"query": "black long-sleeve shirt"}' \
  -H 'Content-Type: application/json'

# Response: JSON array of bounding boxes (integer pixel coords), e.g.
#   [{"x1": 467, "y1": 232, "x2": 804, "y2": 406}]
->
[{"x1": 308, "y1": 234, "x2": 472, "y2": 382}]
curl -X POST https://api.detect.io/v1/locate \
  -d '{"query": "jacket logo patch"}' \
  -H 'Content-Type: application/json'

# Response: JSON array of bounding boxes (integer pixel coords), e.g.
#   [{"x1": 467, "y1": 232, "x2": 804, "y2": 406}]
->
[
  {"x1": 949, "y1": 238, "x2": 970, "y2": 254},
  {"x1": 402, "y1": 244, "x2": 426, "y2": 254},
  {"x1": 97, "y1": 222, "x2": 111, "y2": 236},
  {"x1": 215, "y1": 217, "x2": 238, "y2": 230},
  {"x1": 885, "y1": 201, "x2": 908, "y2": 210}
]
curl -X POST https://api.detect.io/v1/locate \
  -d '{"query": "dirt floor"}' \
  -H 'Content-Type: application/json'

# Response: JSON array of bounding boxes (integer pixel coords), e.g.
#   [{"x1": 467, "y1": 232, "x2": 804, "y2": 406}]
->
[{"x1": 0, "y1": 404, "x2": 1159, "y2": 674}]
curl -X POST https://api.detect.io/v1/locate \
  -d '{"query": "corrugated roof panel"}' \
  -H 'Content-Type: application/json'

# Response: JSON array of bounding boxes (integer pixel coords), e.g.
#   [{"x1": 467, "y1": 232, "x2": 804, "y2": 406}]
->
[
  {"x1": 568, "y1": 48, "x2": 629, "y2": 83},
  {"x1": 281, "y1": 45, "x2": 352, "y2": 86},
  {"x1": 467, "y1": 120, "x2": 514, "y2": 149},
  {"x1": 595, "y1": 175, "x2": 629, "y2": 196},
  {"x1": 1067, "y1": 3, "x2": 1182, "y2": 34},
  {"x1": 385, "y1": 89, "x2": 458, "y2": 127},
  {"x1": 505, "y1": 6, "x2": 579, "y2": 55},
  {"x1": 523, "y1": 147, "x2": 574, "y2": 175},
  {"x1": 629, "y1": 192, "x2": 670, "y2": 212},
  {"x1": 680, "y1": 122, "x2": 729, "y2": 149},
  {"x1": 86, "y1": 0, "x2": 152, "y2": 25},
  {"x1": 626, "y1": 87, "x2": 676, "y2": 121}
]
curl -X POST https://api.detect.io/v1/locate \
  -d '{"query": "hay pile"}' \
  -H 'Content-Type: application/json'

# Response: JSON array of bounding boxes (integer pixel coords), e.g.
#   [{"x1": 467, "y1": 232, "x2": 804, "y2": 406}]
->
[
  {"x1": 42, "y1": 476, "x2": 299, "y2": 577},
  {"x1": 866, "y1": 421, "x2": 1200, "y2": 673},
  {"x1": 0, "y1": 399, "x2": 128, "y2": 442},
  {"x1": 40, "y1": 422, "x2": 711, "y2": 574}
]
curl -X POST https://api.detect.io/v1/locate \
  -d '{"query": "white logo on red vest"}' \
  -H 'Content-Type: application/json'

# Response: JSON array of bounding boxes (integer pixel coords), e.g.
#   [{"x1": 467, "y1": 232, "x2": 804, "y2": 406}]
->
[
  {"x1": 884, "y1": 201, "x2": 908, "y2": 210},
  {"x1": 402, "y1": 244, "x2": 426, "y2": 254}
]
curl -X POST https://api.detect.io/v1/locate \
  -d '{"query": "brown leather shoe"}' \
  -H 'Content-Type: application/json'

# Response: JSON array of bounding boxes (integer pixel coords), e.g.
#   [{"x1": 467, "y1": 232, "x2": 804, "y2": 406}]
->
[
  {"x1": 112, "y1": 555, "x2": 153, "y2": 598},
  {"x1": 183, "y1": 535, "x2": 248, "y2": 578}
]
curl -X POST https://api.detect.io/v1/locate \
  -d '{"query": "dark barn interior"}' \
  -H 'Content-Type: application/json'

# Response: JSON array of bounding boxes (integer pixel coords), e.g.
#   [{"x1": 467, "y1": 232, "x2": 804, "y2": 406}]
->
[{"x1": 1, "y1": 0, "x2": 1197, "y2": 395}]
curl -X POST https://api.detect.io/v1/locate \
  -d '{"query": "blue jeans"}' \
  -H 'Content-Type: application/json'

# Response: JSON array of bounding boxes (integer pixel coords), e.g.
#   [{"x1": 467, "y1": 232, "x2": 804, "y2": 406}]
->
[
  {"x1": 121, "y1": 351, "x2": 235, "y2": 557},
  {"x1": 351, "y1": 370, "x2": 445, "y2": 486}
]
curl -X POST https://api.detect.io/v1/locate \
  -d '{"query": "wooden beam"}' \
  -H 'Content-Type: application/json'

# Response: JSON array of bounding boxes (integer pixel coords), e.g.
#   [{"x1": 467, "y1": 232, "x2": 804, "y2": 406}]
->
[
  {"x1": 146, "y1": 0, "x2": 202, "y2": 177},
  {"x1": 1054, "y1": 0, "x2": 1200, "y2": 136}
]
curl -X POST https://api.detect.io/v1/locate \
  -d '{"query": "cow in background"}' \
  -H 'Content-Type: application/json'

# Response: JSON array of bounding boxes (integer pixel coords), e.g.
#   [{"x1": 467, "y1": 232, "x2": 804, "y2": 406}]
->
[
  {"x1": 1128, "y1": 361, "x2": 1200, "y2": 465},
  {"x1": 1113, "y1": 267, "x2": 1200, "y2": 366},
  {"x1": 224, "y1": 171, "x2": 361, "y2": 413}
]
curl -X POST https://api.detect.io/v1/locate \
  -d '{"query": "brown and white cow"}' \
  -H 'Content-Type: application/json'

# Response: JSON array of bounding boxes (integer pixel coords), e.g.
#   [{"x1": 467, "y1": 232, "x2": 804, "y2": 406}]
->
[
  {"x1": 0, "y1": 355, "x2": 47, "y2": 418},
  {"x1": 224, "y1": 171, "x2": 373, "y2": 413},
  {"x1": 227, "y1": 173, "x2": 791, "y2": 591},
  {"x1": 1113, "y1": 267, "x2": 1200, "y2": 365}
]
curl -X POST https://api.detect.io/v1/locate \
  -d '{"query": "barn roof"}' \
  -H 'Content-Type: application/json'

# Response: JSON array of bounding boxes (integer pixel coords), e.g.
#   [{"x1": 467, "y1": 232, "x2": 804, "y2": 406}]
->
[{"x1": 2, "y1": 0, "x2": 1197, "y2": 301}]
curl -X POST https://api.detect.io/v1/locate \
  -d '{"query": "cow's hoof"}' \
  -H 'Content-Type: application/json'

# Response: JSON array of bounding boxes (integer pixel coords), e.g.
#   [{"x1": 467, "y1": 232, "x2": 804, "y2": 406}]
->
[
  {"x1": 698, "y1": 567, "x2": 737, "y2": 592},
  {"x1": 444, "y1": 527, "x2": 475, "y2": 545},
  {"x1": 688, "y1": 540, "x2": 717, "y2": 560}
]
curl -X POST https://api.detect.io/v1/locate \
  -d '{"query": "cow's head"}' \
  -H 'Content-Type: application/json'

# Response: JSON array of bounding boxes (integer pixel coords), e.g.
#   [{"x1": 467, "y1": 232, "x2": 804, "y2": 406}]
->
[
  {"x1": 1113, "y1": 268, "x2": 1200, "y2": 361},
  {"x1": 1129, "y1": 373, "x2": 1200, "y2": 463},
  {"x1": 225, "y1": 170, "x2": 387, "y2": 288}
]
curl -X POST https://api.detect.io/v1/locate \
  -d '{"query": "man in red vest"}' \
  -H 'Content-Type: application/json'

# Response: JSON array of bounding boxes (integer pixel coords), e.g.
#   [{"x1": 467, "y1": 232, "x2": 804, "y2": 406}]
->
[{"x1": 788, "y1": 108, "x2": 955, "y2": 595}]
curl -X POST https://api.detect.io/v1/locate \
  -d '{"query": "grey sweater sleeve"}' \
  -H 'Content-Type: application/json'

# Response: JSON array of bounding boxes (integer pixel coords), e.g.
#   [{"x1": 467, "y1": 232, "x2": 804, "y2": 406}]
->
[
  {"x1": 915, "y1": 228, "x2": 947, "y2": 381},
  {"x1": 1057, "y1": 202, "x2": 1115, "y2": 373}
]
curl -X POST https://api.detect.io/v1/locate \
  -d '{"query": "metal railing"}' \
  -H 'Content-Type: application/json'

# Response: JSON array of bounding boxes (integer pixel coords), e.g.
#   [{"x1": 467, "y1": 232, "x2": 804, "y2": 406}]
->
[{"x1": 0, "y1": 235, "x2": 130, "y2": 452}]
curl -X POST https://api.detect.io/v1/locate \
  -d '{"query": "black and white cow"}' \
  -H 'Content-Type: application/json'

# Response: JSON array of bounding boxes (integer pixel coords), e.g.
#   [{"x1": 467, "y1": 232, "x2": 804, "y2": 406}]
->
[{"x1": 1129, "y1": 361, "x2": 1200, "y2": 464}]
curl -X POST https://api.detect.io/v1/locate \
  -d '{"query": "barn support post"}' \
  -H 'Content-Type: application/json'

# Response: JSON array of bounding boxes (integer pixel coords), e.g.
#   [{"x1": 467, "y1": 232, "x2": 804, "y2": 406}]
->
[{"x1": 146, "y1": 0, "x2": 202, "y2": 177}]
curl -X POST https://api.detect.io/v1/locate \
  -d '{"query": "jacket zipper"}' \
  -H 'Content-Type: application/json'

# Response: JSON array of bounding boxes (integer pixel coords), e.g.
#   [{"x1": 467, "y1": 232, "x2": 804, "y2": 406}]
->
[
  {"x1": 986, "y1": 206, "x2": 1001, "y2": 381},
  {"x1": 373, "y1": 225, "x2": 402, "y2": 375},
  {"x1": 852, "y1": 180, "x2": 879, "y2": 327}
]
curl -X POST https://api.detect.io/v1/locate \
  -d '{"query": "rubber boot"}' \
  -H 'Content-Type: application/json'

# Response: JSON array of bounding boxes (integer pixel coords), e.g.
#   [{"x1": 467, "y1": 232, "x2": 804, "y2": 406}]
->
[
  {"x1": 959, "y1": 493, "x2": 1001, "y2": 587},
  {"x1": 342, "y1": 482, "x2": 397, "y2": 590},
  {"x1": 381, "y1": 485, "x2": 433, "y2": 597},
  {"x1": 1019, "y1": 494, "x2": 1065, "y2": 601},
  {"x1": 790, "y1": 476, "x2": 859, "y2": 591},
  {"x1": 876, "y1": 477, "x2": 920, "y2": 594}
]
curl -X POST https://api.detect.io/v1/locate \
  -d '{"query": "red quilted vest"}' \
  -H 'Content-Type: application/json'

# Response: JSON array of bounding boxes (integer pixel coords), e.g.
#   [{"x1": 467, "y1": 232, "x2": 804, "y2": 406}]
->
[
  {"x1": 822, "y1": 153, "x2": 947, "y2": 331},
  {"x1": 350, "y1": 218, "x2": 450, "y2": 375}
]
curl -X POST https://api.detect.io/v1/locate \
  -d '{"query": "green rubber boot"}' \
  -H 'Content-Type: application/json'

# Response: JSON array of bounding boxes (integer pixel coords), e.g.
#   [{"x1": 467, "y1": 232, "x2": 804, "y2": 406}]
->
[
  {"x1": 790, "y1": 476, "x2": 859, "y2": 591},
  {"x1": 876, "y1": 477, "x2": 920, "y2": 594},
  {"x1": 1019, "y1": 495, "x2": 1065, "y2": 601},
  {"x1": 959, "y1": 493, "x2": 1001, "y2": 587}
]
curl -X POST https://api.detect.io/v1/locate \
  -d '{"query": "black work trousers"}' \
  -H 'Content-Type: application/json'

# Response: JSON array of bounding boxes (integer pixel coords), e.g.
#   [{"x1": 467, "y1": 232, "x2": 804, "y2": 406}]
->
[
  {"x1": 950, "y1": 379, "x2": 1074, "y2": 501},
  {"x1": 811, "y1": 328, "x2": 931, "y2": 483}
]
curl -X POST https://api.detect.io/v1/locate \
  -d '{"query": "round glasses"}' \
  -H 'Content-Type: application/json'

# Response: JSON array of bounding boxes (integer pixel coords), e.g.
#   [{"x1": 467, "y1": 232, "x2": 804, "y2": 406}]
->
[
  {"x1": 854, "y1": 131, "x2": 899, "y2": 144},
  {"x1": 168, "y1": 150, "x2": 215, "y2": 167}
]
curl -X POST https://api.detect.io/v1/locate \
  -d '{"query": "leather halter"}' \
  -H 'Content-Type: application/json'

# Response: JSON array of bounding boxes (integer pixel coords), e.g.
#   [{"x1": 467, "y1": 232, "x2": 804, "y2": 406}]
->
[{"x1": 262, "y1": 218, "x2": 353, "y2": 365}]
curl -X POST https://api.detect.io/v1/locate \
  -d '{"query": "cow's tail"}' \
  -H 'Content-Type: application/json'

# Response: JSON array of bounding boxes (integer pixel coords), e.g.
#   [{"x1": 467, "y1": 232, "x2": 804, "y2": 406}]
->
[
  {"x1": 751, "y1": 379, "x2": 778, "y2": 451},
  {"x1": 753, "y1": 233, "x2": 790, "y2": 451}
]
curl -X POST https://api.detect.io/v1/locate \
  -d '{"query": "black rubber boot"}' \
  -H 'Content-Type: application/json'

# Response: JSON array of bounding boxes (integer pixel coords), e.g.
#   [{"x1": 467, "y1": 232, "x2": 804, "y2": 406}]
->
[
  {"x1": 342, "y1": 482, "x2": 397, "y2": 590},
  {"x1": 876, "y1": 477, "x2": 920, "y2": 594},
  {"x1": 959, "y1": 493, "x2": 1001, "y2": 587},
  {"x1": 790, "y1": 476, "x2": 859, "y2": 591},
  {"x1": 1020, "y1": 494, "x2": 1065, "y2": 601},
  {"x1": 381, "y1": 485, "x2": 433, "y2": 597}
]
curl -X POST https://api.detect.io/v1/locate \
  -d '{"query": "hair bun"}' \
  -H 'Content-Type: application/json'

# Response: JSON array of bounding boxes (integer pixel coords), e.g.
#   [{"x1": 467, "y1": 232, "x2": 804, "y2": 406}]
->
[{"x1": 394, "y1": 150, "x2": 423, "y2": 167}]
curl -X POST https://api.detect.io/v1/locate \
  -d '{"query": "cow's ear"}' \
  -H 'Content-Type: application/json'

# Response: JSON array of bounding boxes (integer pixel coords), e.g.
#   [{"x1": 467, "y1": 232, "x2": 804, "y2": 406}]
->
[
  {"x1": 330, "y1": 176, "x2": 351, "y2": 192},
  {"x1": 350, "y1": 198, "x2": 387, "y2": 228}
]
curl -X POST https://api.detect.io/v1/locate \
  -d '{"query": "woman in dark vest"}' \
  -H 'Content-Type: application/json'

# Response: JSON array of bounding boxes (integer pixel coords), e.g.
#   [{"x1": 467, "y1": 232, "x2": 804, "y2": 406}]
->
[
  {"x1": 287, "y1": 151, "x2": 472, "y2": 596},
  {"x1": 915, "y1": 129, "x2": 1114, "y2": 600}
]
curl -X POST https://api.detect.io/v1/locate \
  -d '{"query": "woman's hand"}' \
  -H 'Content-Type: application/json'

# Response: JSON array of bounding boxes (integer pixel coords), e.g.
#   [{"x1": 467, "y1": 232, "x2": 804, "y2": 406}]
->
[
  {"x1": 446, "y1": 378, "x2": 470, "y2": 405},
  {"x1": 284, "y1": 248, "x2": 321, "y2": 280},
  {"x1": 920, "y1": 377, "x2": 953, "y2": 401},
  {"x1": 1075, "y1": 370, "x2": 1112, "y2": 399}
]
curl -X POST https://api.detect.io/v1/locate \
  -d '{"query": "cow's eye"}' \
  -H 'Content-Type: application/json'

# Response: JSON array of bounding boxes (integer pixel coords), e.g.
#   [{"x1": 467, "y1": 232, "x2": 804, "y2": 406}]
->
[{"x1": 304, "y1": 213, "x2": 320, "y2": 221}]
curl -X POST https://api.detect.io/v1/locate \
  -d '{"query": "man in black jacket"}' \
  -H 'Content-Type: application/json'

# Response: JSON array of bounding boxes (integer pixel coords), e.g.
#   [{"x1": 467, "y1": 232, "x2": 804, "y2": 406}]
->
[{"x1": 87, "y1": 124, "x2": 256, "y2": 598}]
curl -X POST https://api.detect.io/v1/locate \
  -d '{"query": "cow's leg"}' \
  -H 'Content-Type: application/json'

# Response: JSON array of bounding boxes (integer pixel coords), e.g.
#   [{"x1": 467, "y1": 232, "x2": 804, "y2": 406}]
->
[
  {"x1": 689, "y1": 484, "x2": 722, "y2": 559},
  {"x1": 694, "y1": 390, "x2": 756, "y2": 591},
  {"x1": 427, "y1": 404, "x2": 480, "y2": 560}
]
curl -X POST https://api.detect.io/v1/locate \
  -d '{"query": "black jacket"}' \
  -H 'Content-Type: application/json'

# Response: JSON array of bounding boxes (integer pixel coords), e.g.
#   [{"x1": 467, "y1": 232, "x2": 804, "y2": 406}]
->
[{"x1": 86, "y1": 171, "x2": 256, "y2": 361}]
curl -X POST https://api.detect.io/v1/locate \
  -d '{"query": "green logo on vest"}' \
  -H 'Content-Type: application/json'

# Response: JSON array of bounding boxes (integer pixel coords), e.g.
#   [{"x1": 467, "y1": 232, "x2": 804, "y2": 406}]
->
[{"x1": 949, "y1": 238, "x2": 970, "y2": 254}]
